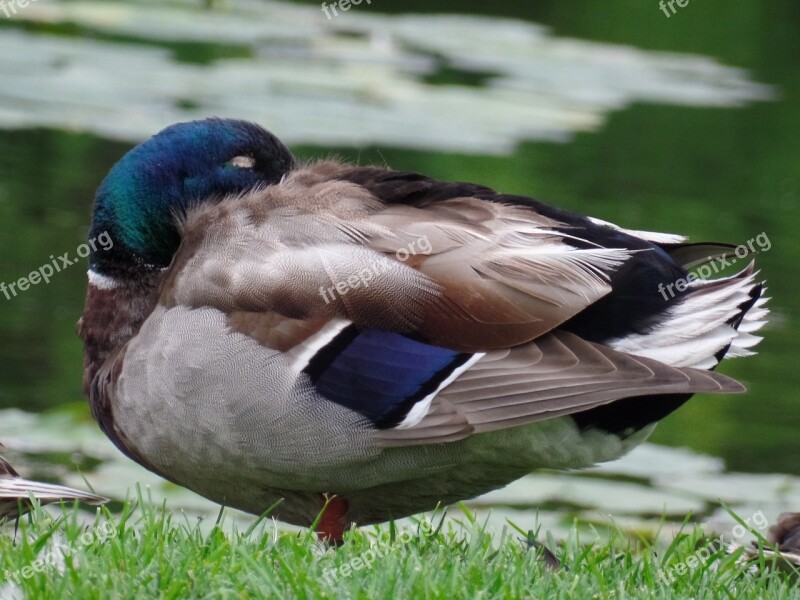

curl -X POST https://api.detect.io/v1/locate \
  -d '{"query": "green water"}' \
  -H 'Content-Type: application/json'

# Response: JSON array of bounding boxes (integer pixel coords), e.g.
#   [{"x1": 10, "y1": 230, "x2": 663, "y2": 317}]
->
[{"x1": 0, "y1": 0, "x2": 797, "y2": 478}]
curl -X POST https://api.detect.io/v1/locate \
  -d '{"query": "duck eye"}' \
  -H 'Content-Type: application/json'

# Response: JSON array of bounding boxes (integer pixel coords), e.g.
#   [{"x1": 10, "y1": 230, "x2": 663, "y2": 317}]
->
[{"x1": 226, "y1": 155, "x2": 257, "y2": 169}]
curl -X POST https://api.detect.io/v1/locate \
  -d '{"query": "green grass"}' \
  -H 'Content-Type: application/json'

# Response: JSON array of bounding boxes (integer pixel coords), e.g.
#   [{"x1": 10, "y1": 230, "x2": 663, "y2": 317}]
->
[{"x1": 1, "y1": 499, "x2": 797, "y2": 599}]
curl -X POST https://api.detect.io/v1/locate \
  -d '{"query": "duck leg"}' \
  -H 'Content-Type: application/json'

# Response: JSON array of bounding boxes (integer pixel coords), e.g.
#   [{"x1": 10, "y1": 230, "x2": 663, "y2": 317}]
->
[{"x1": 316, "y1": 495, "x2": 350, "y2": 547}]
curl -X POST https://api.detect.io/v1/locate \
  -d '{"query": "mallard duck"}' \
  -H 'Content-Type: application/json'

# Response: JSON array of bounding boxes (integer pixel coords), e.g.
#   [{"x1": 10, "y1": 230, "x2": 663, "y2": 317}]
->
[
  {"x1": 0, "y1": 444, "x2": 107, "y2": 520},
  {"x1": 78, "y1": 118, "x2": 768, "y2": 543}
]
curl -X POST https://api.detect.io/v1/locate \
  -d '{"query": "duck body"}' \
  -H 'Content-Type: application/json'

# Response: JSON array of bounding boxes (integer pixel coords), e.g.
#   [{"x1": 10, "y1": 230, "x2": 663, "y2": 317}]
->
[{"x1": 79, "y1": 119, "x2": 768, "y2": 539}]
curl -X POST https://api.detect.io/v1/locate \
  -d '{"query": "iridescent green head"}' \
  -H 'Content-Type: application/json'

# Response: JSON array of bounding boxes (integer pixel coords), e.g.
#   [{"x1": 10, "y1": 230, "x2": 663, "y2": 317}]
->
[{"x1": 89, "y1": 118, "x2": 296, "y2": 278}]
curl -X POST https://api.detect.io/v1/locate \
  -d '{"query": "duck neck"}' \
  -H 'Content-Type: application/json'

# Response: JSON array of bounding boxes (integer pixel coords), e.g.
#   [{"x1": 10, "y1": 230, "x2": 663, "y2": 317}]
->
[{"x1": 78, "y1": 269, "x2": 162, "y2": 395}]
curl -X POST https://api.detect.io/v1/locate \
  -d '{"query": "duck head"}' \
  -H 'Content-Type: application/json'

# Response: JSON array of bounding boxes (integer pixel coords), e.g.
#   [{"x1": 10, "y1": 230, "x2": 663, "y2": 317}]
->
[
  {"x1": 80, "y1": 119, "x2": 296, "y2": 395},
  {"x1": 89, "y1": 118, "x2": 296, "y2": 280}
]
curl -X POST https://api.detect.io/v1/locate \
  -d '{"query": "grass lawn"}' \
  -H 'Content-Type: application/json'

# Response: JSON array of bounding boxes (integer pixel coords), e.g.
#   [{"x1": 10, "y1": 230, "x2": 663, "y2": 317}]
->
[{"x1": 0, "y1": 499, "x2": 797, "y2": 599}]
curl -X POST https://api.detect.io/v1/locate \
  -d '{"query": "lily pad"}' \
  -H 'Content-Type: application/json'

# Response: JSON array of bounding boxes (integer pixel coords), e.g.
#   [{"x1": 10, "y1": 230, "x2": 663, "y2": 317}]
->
[
  {"x1": 472, "y1": 473, "x2": 705, "y2": 516},
  {"x1": 589, "y1": 443, "x2": 725, "y2": 481},
  {"x1": 0, "y1": 0, "x2": 773, "y2": 154},
  {"x1": 656, "y1": 472, "x2": 800, "y2": 505}
]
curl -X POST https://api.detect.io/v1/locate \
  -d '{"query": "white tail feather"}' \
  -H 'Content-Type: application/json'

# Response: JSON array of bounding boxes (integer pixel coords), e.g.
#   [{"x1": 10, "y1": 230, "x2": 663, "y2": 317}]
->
[{"x1": 607, "y1": 265, "x2": 767, "y2": 369}]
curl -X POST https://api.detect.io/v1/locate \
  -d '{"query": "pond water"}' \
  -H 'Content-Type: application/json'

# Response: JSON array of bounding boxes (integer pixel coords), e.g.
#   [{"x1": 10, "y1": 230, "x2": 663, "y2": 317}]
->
[{"x1": 0, "y1": 0, "x2": 797, "y2": 535}]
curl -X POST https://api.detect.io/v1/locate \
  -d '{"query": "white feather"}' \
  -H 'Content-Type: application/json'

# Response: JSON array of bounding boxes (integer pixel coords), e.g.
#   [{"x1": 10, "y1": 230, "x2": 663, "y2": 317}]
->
[
  {"x1": 587, "y1": 217, "x2": 688, "y2": 244},
  {"x1": 285, "y1": 319, "x2": 350, "y2": 373},
  {"x1": 0, "y1": 479, "x2": 105, "y2": 503},
  {"x1": 396, "y1": 353, "x2": 485, "y2": 429},
  {"x1": 608, "y1": 268, "x2": 766, "y2": 369},
  {"x1": 87, "y1": 270, "x2": 118, "y2": 290}
]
